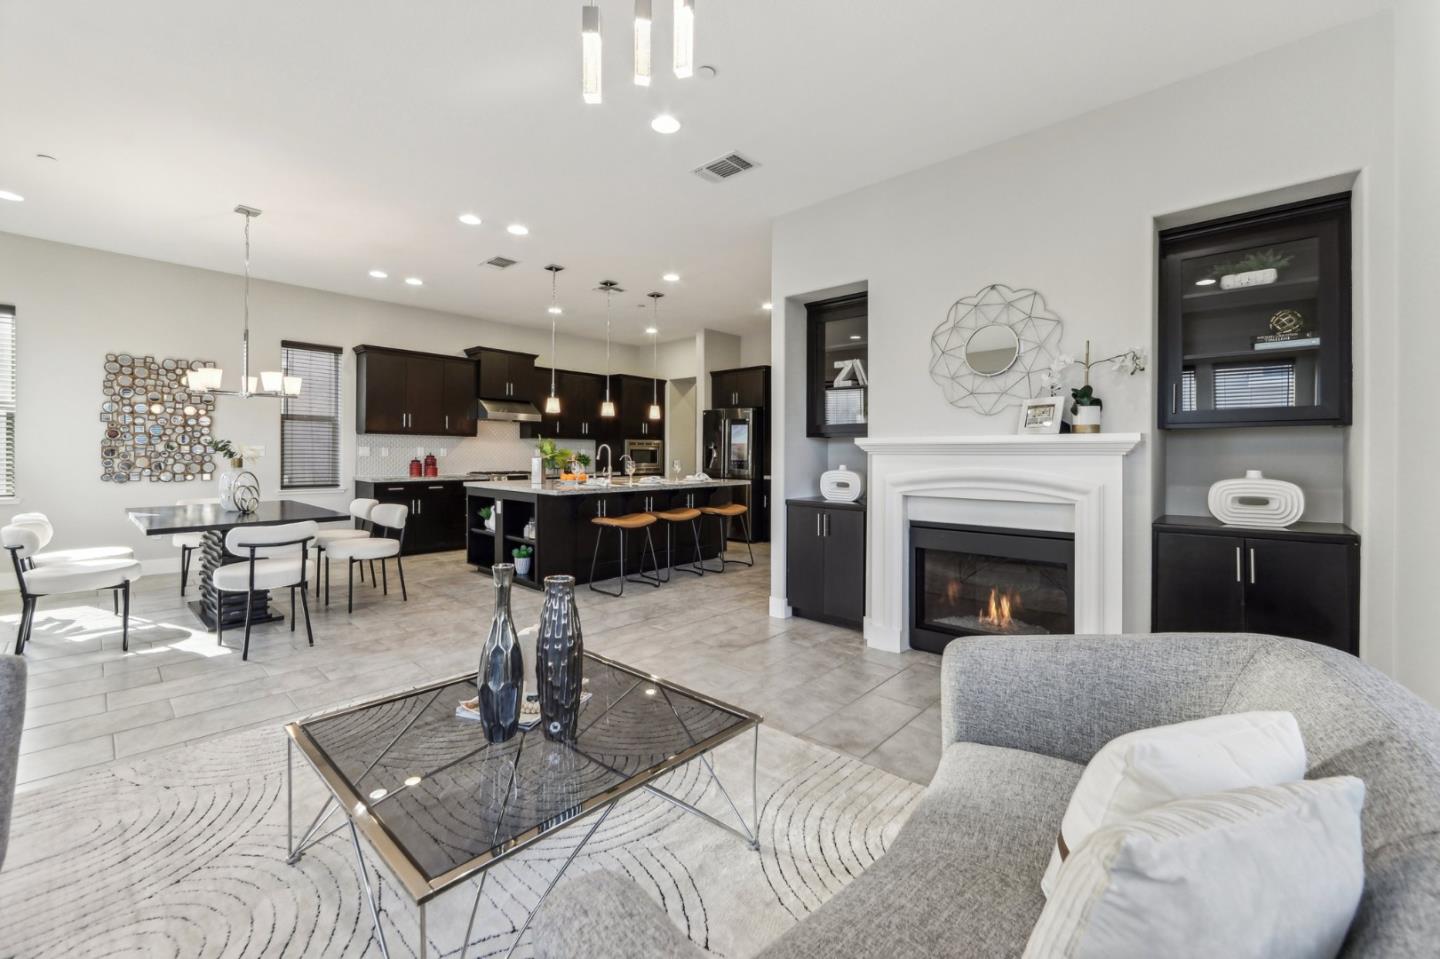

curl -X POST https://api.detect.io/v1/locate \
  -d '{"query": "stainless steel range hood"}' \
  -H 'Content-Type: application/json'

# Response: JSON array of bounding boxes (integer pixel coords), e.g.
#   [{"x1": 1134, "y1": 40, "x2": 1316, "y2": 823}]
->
[{"x1": 473, "y1": 397, "x2": 542, "y2": 423}]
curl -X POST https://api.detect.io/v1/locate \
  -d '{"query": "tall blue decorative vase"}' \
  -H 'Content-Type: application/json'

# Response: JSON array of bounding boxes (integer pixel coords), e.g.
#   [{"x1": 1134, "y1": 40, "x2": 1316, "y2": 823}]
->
[
  {"x1": 536, "y1": 574, "x2": 584, "y2": 742},
  {"x1": 479, "y1": 564, "x2": 524, "y2": 743}
]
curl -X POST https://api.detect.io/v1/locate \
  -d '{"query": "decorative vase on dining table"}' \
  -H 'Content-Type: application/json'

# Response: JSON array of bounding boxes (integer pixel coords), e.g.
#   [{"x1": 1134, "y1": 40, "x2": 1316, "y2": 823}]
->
[
  {"x1": 478, "y1": 564, "x2": 524, "y2": 743},
  {"x1": 536, "y1": 574, "x2": 584, "y2": 743},
  {"x1": 217, "y1": 457, "x2": 261, "y2": 513}
]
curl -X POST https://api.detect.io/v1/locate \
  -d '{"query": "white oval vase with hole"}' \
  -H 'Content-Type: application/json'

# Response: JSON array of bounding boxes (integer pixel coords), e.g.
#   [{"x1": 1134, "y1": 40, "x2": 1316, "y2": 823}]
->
[
  {"x1": 821, "y1": 465, "x2": 864, "y2": 503},
  {"x1": 1207, "y1": 470, "x2": 1304, "y2": 529}
]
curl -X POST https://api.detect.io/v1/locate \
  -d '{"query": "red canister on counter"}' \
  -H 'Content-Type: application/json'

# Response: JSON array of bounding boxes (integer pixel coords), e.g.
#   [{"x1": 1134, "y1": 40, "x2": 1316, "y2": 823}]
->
[
  {"x1": 424, "y1": 453, "x2": 438, "y2": 477},
  {"x1": 408, "y1": 458, "x2": 422, "y2": 477}
]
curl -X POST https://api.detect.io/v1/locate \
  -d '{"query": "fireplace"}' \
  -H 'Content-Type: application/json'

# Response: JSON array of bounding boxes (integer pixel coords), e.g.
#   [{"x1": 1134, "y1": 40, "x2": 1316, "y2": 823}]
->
[{"x1": 910, "y1": 522, "x2": 1075, "y2": 653}]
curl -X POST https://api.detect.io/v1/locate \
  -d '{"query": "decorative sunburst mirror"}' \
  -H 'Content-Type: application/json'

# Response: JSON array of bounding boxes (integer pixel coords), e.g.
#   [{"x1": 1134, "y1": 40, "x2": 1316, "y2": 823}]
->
[{"x1": 929, "y1": 284, "x2": 1065, "y2": 415}]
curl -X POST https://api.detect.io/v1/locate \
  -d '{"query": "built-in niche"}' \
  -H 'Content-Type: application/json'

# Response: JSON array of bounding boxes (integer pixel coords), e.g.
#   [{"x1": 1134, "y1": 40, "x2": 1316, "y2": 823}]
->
[{"x1": 806, "y1": 293, "x2": 868, "y2": 438}]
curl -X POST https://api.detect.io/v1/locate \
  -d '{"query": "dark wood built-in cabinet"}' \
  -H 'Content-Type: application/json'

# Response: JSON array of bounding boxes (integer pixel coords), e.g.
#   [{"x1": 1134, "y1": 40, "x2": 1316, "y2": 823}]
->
[
  {"x1": 355, "y1": 345, "x2": 478, "y2": 436},
  {"x1": 1152, "y1": 516, "x2": 1359, "y2": 656},
  {"x1": 711, "y1": 366, "x2": 770, "y2": 409},
  {"x1": 786, "y1": 498, "x2": 865, "y2": 629},
  {"x1": 806, "y1": 293, "x2": 868, "y2": 438},
  {"x1": 1157, "y1": 194, "x2": 1352, "y2": 429},
  {"x1": 356, "y1": 479, "x2": 468, "y2": 555},
  {"x1": 465, "y1": 346, "x2": 538, "y2": 402}
]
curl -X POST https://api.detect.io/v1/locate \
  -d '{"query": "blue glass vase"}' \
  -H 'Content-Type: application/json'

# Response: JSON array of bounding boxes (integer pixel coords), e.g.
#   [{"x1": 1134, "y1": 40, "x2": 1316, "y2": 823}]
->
[
  {"x1": 536, "y1": 574, "x2": 584, "y2": 742},
  {"x1": 479, "y1": 564, "x2": 524, "y2": 743}
]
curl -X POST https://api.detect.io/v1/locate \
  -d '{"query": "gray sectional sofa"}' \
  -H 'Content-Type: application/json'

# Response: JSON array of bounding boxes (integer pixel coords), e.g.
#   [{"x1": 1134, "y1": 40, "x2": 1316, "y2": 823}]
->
[{"x1": 533, "y1": 634, "x2": 1440, "y2": 958}]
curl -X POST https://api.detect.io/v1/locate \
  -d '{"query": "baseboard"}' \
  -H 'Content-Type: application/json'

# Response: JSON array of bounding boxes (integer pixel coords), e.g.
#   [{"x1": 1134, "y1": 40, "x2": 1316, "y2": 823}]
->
[
  {"x1": 862, "y1": 615, "x2": 906, "y2": 653},
  {"x1": 768, "y1": 595, "x2": 792, "y2": 619},
  {"x1": 0, "y1": 555, "x2": 182, "y2": 592}
]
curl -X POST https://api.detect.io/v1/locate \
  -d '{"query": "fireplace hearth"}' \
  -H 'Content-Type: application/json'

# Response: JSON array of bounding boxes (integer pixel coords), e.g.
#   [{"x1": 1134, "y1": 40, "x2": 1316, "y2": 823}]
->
[{"x1": 911, "y1": 522, "x2": 1074, "y2": 653}]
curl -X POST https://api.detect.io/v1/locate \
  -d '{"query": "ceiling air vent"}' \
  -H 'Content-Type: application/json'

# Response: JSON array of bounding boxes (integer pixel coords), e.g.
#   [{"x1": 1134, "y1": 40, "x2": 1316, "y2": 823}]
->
[
  {"x1": 693, "y1": 152, "x2": 759, "y2": 183},
  {"x1": 484, "y1": 256, "x2": 518, "y2": 270}
]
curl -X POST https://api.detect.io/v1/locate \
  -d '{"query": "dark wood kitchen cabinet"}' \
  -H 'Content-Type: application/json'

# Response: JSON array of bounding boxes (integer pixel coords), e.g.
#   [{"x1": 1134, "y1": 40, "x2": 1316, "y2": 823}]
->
[
  {"x1": 464, "y1": 346, "x2": 538, "y2": 402},
  {"x1": 711, "y1": 366, "x2": 770, "y2": 409},
  {"x1": 616, "y1": 373, "x2": 666, "y2": 440},
  {"x1": 355, "y1": 346, "x2": 477, "y2": 436},
  {"x1": 787, "y1": 498, "x2": 865, "y2": 629},
  {"x1": 357, "y1": 480, "x2": 467, "y2": 555},
  {"x1": 1152, "y1": 515, "x2": 1359, "y2": 655}
]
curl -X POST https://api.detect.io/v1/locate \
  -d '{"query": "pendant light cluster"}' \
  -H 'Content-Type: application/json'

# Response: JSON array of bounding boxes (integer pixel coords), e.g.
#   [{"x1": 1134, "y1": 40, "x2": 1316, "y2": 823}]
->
[
  {"x1": 543, "y1": 265, "x2": 564, "y2": 415},
  {"x1": 647, "y1": 292, "x2": 664, "y2": 420},
  {"x1": 184, "y1": 205, "x2": 300, "y2": 399},
  {"x1": 581, "y1": 0, "x2": 697, "y2": 104}
]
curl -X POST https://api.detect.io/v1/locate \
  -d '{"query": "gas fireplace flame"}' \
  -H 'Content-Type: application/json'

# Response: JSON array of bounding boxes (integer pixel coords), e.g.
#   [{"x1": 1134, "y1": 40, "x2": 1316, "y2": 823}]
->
[{"x1": 979, "y1": 588, "x2": 1020, "y2": 630}]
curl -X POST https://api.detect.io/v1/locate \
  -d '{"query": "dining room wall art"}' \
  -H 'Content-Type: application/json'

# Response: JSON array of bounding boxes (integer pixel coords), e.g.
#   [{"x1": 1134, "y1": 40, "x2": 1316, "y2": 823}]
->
[{"x1": 100, "y1": 353, "x2": 220, "y2": 483}]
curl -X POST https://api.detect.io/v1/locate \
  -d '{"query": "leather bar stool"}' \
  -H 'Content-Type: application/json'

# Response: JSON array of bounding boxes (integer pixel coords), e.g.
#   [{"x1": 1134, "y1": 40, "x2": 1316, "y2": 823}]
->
[
  {"x1": 699, "y1": 502, "x2": 754, "y2": 573},
  {"x1": 650, "y1": 507, "x2": 705, "y2": 583},
  {"x1": 589, "y1": 513, "x2": 661, "y2": 597}
]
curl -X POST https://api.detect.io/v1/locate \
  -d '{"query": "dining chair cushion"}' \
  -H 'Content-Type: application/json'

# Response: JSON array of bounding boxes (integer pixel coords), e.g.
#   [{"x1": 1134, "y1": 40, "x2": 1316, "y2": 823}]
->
[
  {"x1": 30, "y1": 545, "x2": 136, "y2": 568},
  {"x1": 171, "y1": 532, "x2": 205, "y2": 550},
  {"x1": 224, "y1": 521, "x2": 319, "y2": 560},
  {"x1": 324, "y1": 537, "x2": 401, "y2": 562},
  {"x1": 313, "y1": 528, "x2": 372, "y2": 547},
  {"x1": 350, "y1": 498, "x2": 380, "y2": 521},
  {"x1": 368, "y1": 504, "x2": 409, "y2": 531},
  {"x1": 212, "y1": 558, "x2": 315, "y2": 592},
  {"x1": 24, "y1": 558, "x2": 142, "y2": 595}
]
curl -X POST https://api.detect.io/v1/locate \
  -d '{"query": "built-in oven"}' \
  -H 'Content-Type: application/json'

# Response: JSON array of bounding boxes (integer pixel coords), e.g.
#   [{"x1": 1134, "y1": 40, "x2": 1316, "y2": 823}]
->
[{"x1": 623, "y1": 439, "x2": 664, "y2": 475}]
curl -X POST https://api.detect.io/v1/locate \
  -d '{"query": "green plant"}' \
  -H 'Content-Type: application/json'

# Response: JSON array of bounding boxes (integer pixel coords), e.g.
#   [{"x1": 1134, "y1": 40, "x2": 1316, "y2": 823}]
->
[
  {"x1": 478, "y1": 506, "x2": 492, "y2": 520},
  {"x1": 1208, "y1": 248, "x2": 1293, "y2": 278},
  {"x1": 575, "y1": 453, "x2": 592, "y2": 469},
  {"x1": 206, "y1": 437, "x2": 240, "y2": 460},
  {"x1": 1071, "y1": 384, "x2": 1102, "y2": 411},
  {"x1": 512, "y1": 544, "x2": 534, "y2": 559},
  {"x1": 536, "y1": 438, "x2": 579, "y2": 471}
]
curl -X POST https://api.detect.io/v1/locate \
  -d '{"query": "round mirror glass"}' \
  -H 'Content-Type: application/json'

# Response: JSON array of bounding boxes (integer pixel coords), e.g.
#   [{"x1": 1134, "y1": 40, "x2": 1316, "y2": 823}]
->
[{"x1": 964, "y1": 324, "x2": 1021, "y2": 376}]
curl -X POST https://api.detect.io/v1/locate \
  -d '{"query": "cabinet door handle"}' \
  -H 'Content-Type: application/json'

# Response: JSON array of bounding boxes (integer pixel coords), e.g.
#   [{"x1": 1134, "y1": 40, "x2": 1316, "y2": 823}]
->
[
  {"x1": 1235, "y1": 546, "x2": 1242, "y2": 582},
  {"x1": 824, "y1": 514, "x2": 831, "y2": 537},
  {"x1": 445, "y1": 415, "x2": 449, "y2": 430},
  {"x1": 1250, "y1": 547, "x2": 1256, "y2": 584},
  {"x1": 816, "y1": 513, "x2": 821, "y2": 537},
  {"x1": 1171, "y1": 384, "x2": 1179, "y2": 415},
  {"x1": 428, "y1": 485, "x2": 444, "y2": 490}
]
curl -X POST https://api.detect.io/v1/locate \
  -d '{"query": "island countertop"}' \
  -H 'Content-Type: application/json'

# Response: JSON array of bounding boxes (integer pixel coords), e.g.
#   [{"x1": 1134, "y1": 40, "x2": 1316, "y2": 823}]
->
[{"x1": 464, "y1": 478, "x2": 750, "y2": 497}]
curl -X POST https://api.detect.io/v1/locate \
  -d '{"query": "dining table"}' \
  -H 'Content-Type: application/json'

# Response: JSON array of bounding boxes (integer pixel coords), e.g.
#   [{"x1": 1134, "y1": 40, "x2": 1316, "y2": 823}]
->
[{"x1": 126, "y1": 499, "x2": 352, "y2": 629}]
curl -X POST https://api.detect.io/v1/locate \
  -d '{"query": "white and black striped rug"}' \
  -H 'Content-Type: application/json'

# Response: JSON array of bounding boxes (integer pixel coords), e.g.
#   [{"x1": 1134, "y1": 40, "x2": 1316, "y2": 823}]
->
[{"x1": 0, "y1": 723, "x2": 921, "y2": 957}]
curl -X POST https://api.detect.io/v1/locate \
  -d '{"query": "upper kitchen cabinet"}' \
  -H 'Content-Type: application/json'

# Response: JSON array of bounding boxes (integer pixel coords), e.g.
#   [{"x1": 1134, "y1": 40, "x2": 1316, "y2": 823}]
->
[
  {"x1": 1157, "y1": 194, "x2": 1351, "y2": 429},
  {"x1": 465, "y1": 346, "x2": 538, "y2": 402},
  {"x1": 711, "y1": 365, "x2": 770, "y2": 409},
  {"x1": 354, "y1": 345, "x2": 478, "y2": 436},
  {"x1": 806, "y1": 292, "x2": 868, "y2": 437},
  {"x1": 616, "y1": 373, "x2": 665, "y2": 439}
]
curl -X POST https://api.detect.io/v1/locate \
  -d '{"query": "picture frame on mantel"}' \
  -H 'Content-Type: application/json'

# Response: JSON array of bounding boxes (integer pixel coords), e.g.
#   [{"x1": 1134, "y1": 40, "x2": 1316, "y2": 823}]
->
[{"x1": 1016, "y1": 396, "x2": 1065, "y2": 435}]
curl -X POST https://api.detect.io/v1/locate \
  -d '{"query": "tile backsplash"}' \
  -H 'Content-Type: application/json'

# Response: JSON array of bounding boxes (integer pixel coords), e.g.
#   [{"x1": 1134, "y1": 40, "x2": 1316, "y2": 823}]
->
[{"x1": 355, "y1": 422, "x2": 596, "y2": 477}]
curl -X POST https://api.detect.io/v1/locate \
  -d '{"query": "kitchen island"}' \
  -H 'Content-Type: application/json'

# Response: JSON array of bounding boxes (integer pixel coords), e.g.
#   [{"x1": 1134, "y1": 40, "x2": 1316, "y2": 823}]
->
[{"x1": 464, "y1": 478, "x2": 751, "y2": 589}]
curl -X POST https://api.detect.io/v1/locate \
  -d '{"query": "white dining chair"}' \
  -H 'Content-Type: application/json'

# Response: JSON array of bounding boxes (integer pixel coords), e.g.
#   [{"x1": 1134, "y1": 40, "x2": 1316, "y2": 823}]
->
[
  {"x1": 310, "y1": 498, "x2": 378, "y2": 598},
  {"x1": 323, "y1": 503, "x2": 408, "y2": 614},
  {"x1": 8, "y1": 513, "x2": 134, "y2": 567},
  {"x1": 2, "y1": 523, "x2": 144, "y2": 654},
  {"x1": 173, "y1": 497, "x2": 219, "y2": 597},
  {"x1": 212, "y1": 521, "x2": 317, "y2": 661}
]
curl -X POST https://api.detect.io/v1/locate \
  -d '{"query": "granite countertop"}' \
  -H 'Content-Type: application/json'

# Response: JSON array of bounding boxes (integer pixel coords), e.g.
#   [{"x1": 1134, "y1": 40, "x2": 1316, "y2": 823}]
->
[
  {"x1": 357, "y1": 474, "x2": 524, "y2": 485},
  {"x1": 464, "y1": 478, "x2": 750, "y2": 497}
]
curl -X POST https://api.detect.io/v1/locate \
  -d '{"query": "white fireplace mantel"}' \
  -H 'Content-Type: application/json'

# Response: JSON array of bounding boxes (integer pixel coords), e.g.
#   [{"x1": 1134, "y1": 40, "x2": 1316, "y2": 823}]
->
[{"x1": 855, "y1": 433, "x2": 1142, "y2": 652}]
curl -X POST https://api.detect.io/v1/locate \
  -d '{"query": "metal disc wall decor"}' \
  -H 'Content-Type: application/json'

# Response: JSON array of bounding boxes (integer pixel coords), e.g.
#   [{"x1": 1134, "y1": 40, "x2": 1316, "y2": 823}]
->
[
  {"x1": 929, "y1": 284, "x2": 1065, "y2": 415},
  {"x1": 100, "y1": 355, "x2": 219, "y2": 483}
]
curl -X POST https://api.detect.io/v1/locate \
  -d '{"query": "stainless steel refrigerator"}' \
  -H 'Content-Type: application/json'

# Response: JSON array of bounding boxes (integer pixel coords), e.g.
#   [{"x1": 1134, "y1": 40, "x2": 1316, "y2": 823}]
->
[{"x1": 702, "y1": 407, "x2": 770, "y2": 542}]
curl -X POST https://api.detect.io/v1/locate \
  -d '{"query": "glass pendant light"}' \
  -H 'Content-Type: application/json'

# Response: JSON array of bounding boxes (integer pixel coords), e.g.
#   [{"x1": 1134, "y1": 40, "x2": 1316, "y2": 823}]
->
[
  {"x1": 673, "y1": 0, "x2": 695, "y2": 79},
  {"x1": 582, "y1": 2, "x2": 603, "y2": 105},
  {"x1": 544, "y1": 265, "x2": 564, "y2": 415},
  {"x1": 647, "y1": 292, "x2": 663, "y2": 420},
  {"x1": 633, "y1": 0, "x2": 653, "y2": 86},
  {"x1": 599, "y1": 283, "x2": 617, "y2": 418}
]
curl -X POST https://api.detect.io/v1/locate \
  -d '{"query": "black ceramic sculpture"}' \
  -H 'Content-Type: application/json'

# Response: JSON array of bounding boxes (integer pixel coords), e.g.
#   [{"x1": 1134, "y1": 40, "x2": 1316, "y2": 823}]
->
[
  {"x1": 536, "y1": 574, "x2": 584, "y2": 742},
  {"x1": 479, "y1": 564, "x2": 524, "y2": 743}
]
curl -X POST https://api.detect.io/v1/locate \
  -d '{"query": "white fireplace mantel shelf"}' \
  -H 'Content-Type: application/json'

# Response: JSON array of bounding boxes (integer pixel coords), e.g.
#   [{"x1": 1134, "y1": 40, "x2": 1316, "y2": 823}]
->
[{"x1": 853, "y1": 432, "x2": 1143, "y2": 653}]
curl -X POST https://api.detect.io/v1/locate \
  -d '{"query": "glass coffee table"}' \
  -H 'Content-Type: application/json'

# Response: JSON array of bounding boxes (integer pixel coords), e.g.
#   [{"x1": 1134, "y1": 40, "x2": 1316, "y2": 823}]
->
[{"x1": 284, "y1": 651, "x2": 762, "y2": 959}]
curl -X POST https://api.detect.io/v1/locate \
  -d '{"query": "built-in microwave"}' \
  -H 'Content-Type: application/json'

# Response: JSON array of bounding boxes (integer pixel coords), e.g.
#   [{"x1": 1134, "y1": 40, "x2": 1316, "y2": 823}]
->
[{"x1": 623, "y1": 438, "x2": 664, "y2": 474}]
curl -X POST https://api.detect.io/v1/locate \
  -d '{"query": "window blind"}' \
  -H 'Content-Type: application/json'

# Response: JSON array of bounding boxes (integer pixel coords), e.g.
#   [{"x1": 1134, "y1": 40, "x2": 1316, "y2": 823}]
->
[
  {"x1": 1214, "y1": 361, "x2": 1296, "y2": 409},
  {"x1": 1181, "y1": 368, "x2": 1196, "y2": 413},
  {"x1": 0, "y1": 308, "x2": 13, "y2": 497},
  {"x1": 824, "y1": 387, "x2": 867, "y2": 426},
  {"x1": 280, "y1": 341, "x2": 341, "y2": 489}
]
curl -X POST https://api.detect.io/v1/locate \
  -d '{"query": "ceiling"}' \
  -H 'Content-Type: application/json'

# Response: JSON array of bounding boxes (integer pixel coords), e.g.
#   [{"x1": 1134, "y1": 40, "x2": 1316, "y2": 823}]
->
[{"x1": 0, "y1": 0, "x2": 1387, "y2": 343}]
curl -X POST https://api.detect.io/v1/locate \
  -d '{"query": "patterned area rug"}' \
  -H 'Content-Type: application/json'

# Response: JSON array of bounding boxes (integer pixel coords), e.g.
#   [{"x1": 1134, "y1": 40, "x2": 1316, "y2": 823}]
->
[{"x1": 0, "y1": 722, "x2": 923, "y2": 958}]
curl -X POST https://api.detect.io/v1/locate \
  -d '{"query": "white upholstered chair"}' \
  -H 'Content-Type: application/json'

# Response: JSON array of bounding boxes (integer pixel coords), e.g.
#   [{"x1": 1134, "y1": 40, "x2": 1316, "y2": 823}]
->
[
  {"x1": 310, "y1": 497, "x2": 378, "y2": 597},
  {"x1": 9, "y1": 512, "x2": 134, "y2": 567},
  {"x1": 323, "y1": 503, "x2": 408, "y2": 613},
  {"x1": 3, "y1": 523, "x2": 143, "y2": 654},
  {"x1": 173, "y1": 497, "x2": 219, "y2": 597},
  {"x1": 212, "y1": 521, "x2": 317, "y2": 660}
]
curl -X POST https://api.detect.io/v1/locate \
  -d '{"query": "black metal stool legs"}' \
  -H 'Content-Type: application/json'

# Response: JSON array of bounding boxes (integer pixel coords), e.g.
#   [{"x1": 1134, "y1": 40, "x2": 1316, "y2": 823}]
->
[
  {"x1": 589, "y1": 526, "x2": 625, "y2": 597},
  {"x1": 628, "y1": 528, "x2": 662, "y2": 590},
  {"x1": 658, "y1": 520, "x2": 705, "y2": 583}
]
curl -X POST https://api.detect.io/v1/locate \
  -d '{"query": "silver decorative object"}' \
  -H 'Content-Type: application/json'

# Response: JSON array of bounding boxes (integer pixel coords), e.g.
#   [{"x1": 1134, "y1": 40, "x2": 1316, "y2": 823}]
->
[
  {"x1": 100, "y1": 354, "x2": 217, "y2": 482},
  {"x1": 929, "y1": 284, "x2": 1064, "y2": 415},
  {"x1": 218, "y1": 465, "x2": 261, "y2": 513},
  {"x1": 536, "y1": 574, "x2": 584, "y2": 743},
  {"x1": 479, "y1": 565, "x2": 525, "y2": 743},
  {"x1": 1207, "y1": 470, "x2": 1305, "y2": 529}
]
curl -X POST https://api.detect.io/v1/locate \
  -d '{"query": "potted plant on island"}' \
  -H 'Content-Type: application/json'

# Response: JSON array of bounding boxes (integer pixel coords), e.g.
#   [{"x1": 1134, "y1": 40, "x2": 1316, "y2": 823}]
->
[
  {"x1": 478, "y1": 505, "x2": 495, "y2": 532},
  {"x1": 512, "y1": 544, "x2": 534, "y2": 577}
]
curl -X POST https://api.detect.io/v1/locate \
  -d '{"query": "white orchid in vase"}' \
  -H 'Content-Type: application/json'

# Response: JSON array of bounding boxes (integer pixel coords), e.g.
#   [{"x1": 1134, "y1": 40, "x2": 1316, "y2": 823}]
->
[{"x1": 1039, "y1": 340, "x2": 1146, "y2": 433}]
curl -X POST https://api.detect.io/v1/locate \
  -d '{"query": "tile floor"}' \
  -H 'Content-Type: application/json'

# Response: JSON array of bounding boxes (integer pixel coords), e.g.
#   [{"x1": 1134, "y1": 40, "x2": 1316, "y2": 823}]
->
[{"x1": 5, "y1": 545, "x2": 945, "y2": 793}]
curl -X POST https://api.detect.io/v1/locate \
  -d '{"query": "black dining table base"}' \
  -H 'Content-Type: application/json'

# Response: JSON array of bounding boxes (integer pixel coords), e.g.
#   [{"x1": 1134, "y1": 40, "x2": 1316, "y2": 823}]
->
[{"x1": 192, "y1": 530, "x2": 284, "y2": 629}]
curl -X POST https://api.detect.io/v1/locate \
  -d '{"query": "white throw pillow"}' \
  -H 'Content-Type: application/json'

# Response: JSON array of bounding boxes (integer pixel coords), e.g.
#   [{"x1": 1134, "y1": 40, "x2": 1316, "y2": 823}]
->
[
  {"x1": 1041, "y1": 711, "x2": 1306, "y2": 897},
  {"x1": 1023, "y1": 777, "x2": 1366, "y2": 959}
]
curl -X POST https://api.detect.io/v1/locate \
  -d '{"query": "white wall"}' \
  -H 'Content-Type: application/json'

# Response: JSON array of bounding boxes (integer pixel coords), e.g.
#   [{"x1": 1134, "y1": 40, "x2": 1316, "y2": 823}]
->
[
  {"x1": 0, "y1": 232, "x2": 672, "y2": 568},
  {"x1": 739, "y1": 321, "x2": 772, "y2": 366},
  {"x1": 770, "y1": 17, "x2": 1402, "y2": 677}
]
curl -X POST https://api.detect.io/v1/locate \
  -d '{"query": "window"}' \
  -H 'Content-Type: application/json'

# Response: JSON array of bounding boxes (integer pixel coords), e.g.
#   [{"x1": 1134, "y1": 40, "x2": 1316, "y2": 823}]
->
[
  {"x1": 280, "y1": 341, "x2": 341, "y2": 489},
  {"x1": 0, "y1": 307, "x2": 14, "y2": 498},
  {"x1": 1214, "y1": 360, "x2": 1296, "y2": 409}
]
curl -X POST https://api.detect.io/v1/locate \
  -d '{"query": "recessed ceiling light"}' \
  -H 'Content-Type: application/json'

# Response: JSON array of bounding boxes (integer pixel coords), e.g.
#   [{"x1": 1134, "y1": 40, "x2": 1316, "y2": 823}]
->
[
  {"x1": 404, "y1": 277, "x2": 424, "y2": 286},
  {"x1": 645, "y1": 326, "x2": 658, "y2": 335},
  {"x1": 0, "y1": 190, "x2": 24, "y2": 203},
  {"x1": 458, "y1": 213, "x2": 482, "y2": 226},
  {"x1": 761, "y1": 302, "x2": 773, "y2": 311},
  {"x1": 506, "y1": 223, "x2": 529, "y2": 236},
  {"x1": 548, "y1": 305, "x2": 563, "y2": 315},
  {"x1": 1195, "y1": 278, "x2": 1217, "y2": 286},
  {"x1": 650, "y1": 114, "x2": 682, "y2": 135},
  {"x1": 662, "y1": 272, "x2": 680, "y2": 283},
  {"x1": 368, "y1": 269, "x2": 388, "y2": 279}
]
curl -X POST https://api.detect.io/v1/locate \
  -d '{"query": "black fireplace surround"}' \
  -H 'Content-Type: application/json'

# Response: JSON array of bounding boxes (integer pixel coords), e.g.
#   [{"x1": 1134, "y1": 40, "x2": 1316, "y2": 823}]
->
[{"x1": 911, "y1": 522, "x2": 1075, "y2": 654}]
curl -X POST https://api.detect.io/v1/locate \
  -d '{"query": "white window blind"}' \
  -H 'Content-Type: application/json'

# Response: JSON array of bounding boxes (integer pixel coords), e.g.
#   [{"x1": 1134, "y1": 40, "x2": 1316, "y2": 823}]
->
[
  {"x1": 0, "y1": 308, "x2": 14, "y2": 497},
  {"x1": 280, "y1": 341, "x2": 341, "y2": 489},
  {"x1": 1214, "y1": 361, "x2": 1296, "y2": 409},
  {"x1": 1181, "y1": 368, "x2": 1196, "y2": 413},
  {"x1": 824, "y1": 387, "x2": 867, "y2": 426}
]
